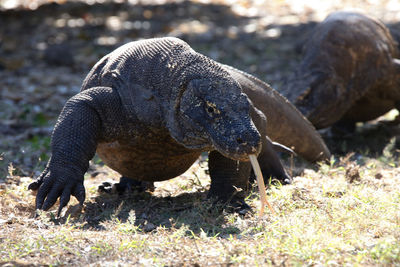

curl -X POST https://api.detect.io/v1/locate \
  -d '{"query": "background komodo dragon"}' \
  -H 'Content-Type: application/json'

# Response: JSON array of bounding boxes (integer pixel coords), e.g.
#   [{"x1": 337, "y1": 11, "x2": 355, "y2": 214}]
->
[
  {"x1": 28, "y1": 37, "x2": 330, "y2": 215},
  {"x1": 282, "y1": 11, "x2": 400, "y2": 130}
]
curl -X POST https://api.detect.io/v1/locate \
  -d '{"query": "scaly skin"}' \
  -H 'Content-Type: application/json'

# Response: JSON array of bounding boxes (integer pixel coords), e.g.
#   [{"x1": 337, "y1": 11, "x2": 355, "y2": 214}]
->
[
  {"x1": 282, "y1": 11, "x2": 400, "y2": 130},
  {"x1": 29, "y1": 37, "x2": 326, "y2": 215}
]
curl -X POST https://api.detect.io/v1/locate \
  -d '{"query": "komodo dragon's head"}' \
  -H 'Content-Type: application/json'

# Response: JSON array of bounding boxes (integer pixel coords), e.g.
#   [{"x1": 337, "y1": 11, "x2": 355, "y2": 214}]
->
[
  {"x1": 289, "y1": 71, "x2": 348, "y2": 129},
  {"x1": 175, "y1": 77, "x2": 262, "y2": 161}
]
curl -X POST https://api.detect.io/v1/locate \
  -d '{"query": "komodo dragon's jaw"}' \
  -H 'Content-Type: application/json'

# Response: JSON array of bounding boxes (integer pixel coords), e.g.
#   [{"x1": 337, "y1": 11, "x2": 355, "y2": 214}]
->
[{"x1": 210, "y1": 131, "x2": 262, "y2": 162}]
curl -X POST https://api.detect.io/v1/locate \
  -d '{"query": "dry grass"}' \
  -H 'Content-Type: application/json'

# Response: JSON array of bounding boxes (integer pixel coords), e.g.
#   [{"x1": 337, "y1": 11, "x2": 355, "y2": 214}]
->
[{"x1": 1, "y1": 152, "x2": 399, "y2": 266}]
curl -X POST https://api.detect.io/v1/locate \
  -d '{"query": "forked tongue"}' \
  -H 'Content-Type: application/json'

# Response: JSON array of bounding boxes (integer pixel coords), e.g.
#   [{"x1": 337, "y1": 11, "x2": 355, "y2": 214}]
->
[{"x1": 249, "y1": 154, "x2": 276, "y2": 217}]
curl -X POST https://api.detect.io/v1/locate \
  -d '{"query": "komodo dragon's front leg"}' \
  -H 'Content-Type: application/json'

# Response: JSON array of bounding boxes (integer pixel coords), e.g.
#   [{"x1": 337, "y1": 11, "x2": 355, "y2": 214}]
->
[
  {"x1": 29, "y1": 87, "x2": 115, "y2": 215},
  {"x1": 207, "y1": 150, "x2": 252, "y2": 211}
]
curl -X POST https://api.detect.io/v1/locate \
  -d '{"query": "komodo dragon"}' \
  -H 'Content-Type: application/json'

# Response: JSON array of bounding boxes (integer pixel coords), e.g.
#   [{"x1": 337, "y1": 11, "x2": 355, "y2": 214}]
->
[
  {"x1": 29, "y1": 37, "x2": 329, "y2": 215},
  {"x1": 282, "y1": 11, "x2": 400, "y2": 130}
]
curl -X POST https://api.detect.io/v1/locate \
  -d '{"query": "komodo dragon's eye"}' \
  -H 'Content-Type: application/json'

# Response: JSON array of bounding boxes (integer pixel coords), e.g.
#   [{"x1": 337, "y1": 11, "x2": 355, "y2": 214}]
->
[{"x1": 205, "y1": 101, "x2": 220, "y2": 117}]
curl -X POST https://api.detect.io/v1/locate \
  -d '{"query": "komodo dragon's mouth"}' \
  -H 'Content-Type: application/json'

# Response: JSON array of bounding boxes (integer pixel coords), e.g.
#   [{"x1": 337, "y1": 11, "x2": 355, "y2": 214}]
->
[
  {"x1": 225, "y1": 147, "x2": 260, "y2": 162},
  {"x1": 210, "y1": 132, "x2": 262, "y2": 162}
]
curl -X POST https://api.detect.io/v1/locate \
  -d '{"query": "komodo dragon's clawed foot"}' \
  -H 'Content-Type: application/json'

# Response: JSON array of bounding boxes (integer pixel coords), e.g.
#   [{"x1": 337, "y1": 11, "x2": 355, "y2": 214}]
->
[
  {"x1": 98, "y1": 177, "x2": 155, "y2": 195},
  {"x1": 224, "y1": 197, "x2": 251, "y2": 215},
  {"x1": 208, "y1": 194, "x2": 251, "y2": 215},
  {"x1": 270, "y1": 171, "x2": 292, "y2": 185}
]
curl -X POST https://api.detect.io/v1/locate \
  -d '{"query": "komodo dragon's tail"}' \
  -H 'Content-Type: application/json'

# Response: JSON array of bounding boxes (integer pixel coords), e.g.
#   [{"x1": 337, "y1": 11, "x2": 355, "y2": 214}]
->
[{"x1": 222, "y1": 64, "x2": 331, "y2": 163}]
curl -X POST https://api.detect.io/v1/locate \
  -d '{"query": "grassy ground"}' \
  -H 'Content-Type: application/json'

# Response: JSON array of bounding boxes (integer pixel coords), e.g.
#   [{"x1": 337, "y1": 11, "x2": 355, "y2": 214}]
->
[
  {"x1": 1, "y1": 0, "x2": 400, "y2": 266},
  {"x1": 1, "y1": 149, "x2": 399, "y2": 266}
]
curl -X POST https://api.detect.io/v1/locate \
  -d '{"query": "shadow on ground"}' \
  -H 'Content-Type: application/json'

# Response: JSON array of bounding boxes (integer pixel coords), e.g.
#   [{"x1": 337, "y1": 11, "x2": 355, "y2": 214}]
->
[
  {"x1": 79, "y1": 189, "x2": 245, "y2": 237},
  {"x1": 324, "y1": 120, "x2": 400, "y2": 161}
]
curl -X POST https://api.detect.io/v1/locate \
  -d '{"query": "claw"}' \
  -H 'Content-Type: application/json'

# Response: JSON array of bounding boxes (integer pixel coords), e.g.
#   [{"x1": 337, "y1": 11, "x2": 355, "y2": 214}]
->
[
  {"x1": 98, "y1": 181, "x2": 113, "y2": 193},
  {"x1": 57, "y1": 206, "x2": 64, "y2": 218},
  {"x1": 28, "y1": 181, "x2": 41, "y2": 191},
  {"x1": 36, "y1": 182, "x2": 51, "y2": 210},
  {"x1": 42, "y1": 200, "x2": 55, "y2": 211},
  {"x1": 57, "y1": 188, "x2": 72, "y2": 217},
  {"x1": 283, "y1": 177, "x2": 292, "y2": 185},
  {"x1": 72, "y1": 183, "x2": 86, "y2": 206},
  {"x1": 42, "y1": 183, "x2": 63, "y2": 211},
  {"x1": 28, "y1": 168, "x2": 49, "y2": 191},
  {"x1": 34, "y1": 209, "x2": 41, "y2": 218}
]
